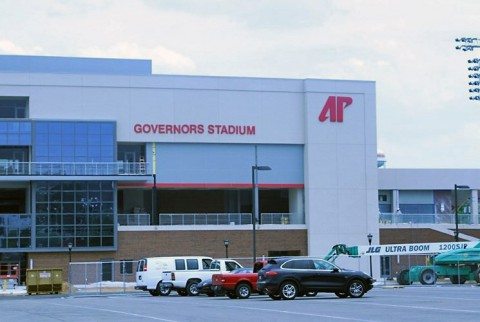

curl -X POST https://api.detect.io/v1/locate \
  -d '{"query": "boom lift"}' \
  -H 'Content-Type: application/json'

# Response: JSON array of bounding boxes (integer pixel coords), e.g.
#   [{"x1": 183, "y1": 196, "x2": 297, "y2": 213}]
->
[{"x1": 324, "y1": 241, "x2": 480, "y2": 285}]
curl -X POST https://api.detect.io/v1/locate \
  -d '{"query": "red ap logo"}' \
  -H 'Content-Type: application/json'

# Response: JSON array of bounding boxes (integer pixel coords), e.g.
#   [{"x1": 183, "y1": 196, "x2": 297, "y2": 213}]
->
[{"x1": 319, "y1": 96, "x2": 353, "y2": 123}]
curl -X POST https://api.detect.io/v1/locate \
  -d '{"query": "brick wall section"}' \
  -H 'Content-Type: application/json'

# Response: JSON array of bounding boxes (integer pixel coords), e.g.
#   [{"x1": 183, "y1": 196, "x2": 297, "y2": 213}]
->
[
  {"x1": 27, "y1": 227, "x2": 479, "y2": 282},
  {"x1": 28, "y1": 229, "x2": 308, "y2": 281}
]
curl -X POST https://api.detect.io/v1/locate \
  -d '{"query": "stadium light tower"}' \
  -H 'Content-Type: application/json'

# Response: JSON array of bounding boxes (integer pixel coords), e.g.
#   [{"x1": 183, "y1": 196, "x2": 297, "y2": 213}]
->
[{"x1": 456, "y1": 37, "x2": 480, "y2": 101}]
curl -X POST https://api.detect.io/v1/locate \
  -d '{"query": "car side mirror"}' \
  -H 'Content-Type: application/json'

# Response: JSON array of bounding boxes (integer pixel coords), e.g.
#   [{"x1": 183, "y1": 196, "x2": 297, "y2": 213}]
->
[{"x1": 331, "y1": 268, "x2": 339, "y2": 273}]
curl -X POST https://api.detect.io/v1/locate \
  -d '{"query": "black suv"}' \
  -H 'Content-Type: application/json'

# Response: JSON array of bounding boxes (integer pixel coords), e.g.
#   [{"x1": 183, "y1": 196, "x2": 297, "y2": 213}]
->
[{"x1": 257, "y1": 257, "x2": 374, "y2": 300}]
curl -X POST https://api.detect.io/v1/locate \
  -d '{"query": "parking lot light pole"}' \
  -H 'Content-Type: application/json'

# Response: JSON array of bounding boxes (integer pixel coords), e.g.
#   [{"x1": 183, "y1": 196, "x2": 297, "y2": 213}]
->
[
  {"x1": 252, "y1": 165, "x2": 271, "y2": 266},
  {"x1": 367, "y1": 233, "x2": 373, "y2": 277},
  {"x1": 68, "y1": 242, "x2": 73, "y2": 294},
  {"x1": 454, "y1": 184, "x2": 470, "y2": 242},
  {"x1": 224, "y1": 239, "x2": 229, "y2": 258}
]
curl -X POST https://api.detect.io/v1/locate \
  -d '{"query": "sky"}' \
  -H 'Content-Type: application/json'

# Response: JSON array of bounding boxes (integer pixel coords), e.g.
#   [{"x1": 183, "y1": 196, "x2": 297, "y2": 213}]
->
[{"x1": 1, "y1": 0, "x2": 479, "y2": 169}]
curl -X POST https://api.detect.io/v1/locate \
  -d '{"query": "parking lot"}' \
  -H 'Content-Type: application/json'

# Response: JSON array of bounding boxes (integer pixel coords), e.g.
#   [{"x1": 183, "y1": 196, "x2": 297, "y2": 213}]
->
[{"x1": 1, "y1": 285, "x2": 478, "y2": 322}]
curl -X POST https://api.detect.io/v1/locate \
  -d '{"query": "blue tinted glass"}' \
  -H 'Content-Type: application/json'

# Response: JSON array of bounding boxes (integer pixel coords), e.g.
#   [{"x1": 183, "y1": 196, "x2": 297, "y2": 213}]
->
[
  {"x1": 48, "y1": 123, "x2": 61, "y2": 133},
  {"x1": 0, "y1": 135, "x2": 6, "y2": 144},
  {"x1": 35, "y1": 122, "x2": 49, "y2": 133},
  {"x1": 100, "y1": 134, "x2": 113, "y2": 145},
  {"x1": 75, "y1": 156, "x2": 88, "y2": 162},
  {"x1": 75, "y1": 146, "x2": 87, "y2": 156},
  {"x1": 36, "y1": 133, "x2": 50, "y2": 145},
  {"x1": 61, "y1": 123, "x2": 75, "y2": 134},
  {"x1": 75, "y1": 123, "x2": 88, "y2": 134},
  {"x1": 88, "y1": 146, "x2": 101, "y2": 157},
  {"x1": 7, "y1": 122, "x2": 19, "y2": 132},
  {"x1": 62, "y1": 156, "x2": 75, "y2": 162},
  {"x1": 35, "y1": 122, "x2": 48, "y2": 133},
  {"x1": 49, "y1": 135, "x2": 61, "y2": 145},
  {"x1": 63, "y1": 145, "x2": 74, "y2": 156},
  {"x1": 61, "y1": 134, "x2": 74, "y2": 145},
  {"x1": 88, "y1": 134, "x2": 99, "y2": 145},
  {"x1": 0, "y1": 122, "x2": 6, "y2": 132},
  {"x1": 88, "y1": 123, "x2": 101, "y2": 134},
  {"x1": 19, "y1": 122, "x2": 31, "y2": 133},
  {"x1": 19, "y1": 133, "x2": 31, "y2": 145},
  {"x1": 35, "y1": 145, "x2": 49, "y2": 157},
  {"x1": 100, "y1": 156, "x2": 113, "y2": 162},
  {"x1": 7, "y1": 134, "x2": 19, "y2": 145},
  {"x1": 101, "y1": 145, "x2": 114, "y2": 157},
  {"x1": 75, "y1": 135, "x2": 87, "y2": 145},
  {"x1": 101, "y1": 123, "x2": 114, "y2": 134},
  {"x1": 36, "y1": 156, "x2": 49, "y2": 162},
  {"x1": 49, "y1": 146, "x2": 62, "y2": 157}
]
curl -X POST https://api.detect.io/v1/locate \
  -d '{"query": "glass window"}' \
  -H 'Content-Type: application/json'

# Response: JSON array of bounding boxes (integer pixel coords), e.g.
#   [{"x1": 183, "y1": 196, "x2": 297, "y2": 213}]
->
[
  {"x1": 33, "y1": 181, "x2": 115, "y2": 250},
  {"x1": 175, "y1": 259, "x2": 186, "y2": 270},
  {"x1": 186, "y1": 259, "x2": 199, "y2": 270}
]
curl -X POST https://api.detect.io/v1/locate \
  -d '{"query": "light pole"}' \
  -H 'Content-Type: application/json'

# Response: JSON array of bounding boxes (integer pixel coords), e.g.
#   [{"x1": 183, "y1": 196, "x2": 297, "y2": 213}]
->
[
  {"x1": 252, "y1": 165, "x2": 271, "y2": 266},
  {"x1": 367, "y1": 233, "x2": 373, "y2": 277},
  {"x1": 454, "y1": 184, "x2": 470, "y2": 242},
  {"x1": 224, "y1": 239, "x2": 229, "y2": 258},
  {"x1": 68, "y1": 242, "x2": 73, "y2": 294},
  {"x1": 68, "y1": 242, "x2": 73, "y2": 263}
]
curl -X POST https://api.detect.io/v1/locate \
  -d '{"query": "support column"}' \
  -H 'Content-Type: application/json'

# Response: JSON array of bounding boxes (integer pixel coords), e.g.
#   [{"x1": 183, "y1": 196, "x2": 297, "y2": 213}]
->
[
  {"x1": 288, "y1": 189, "x2": 304, "y2": 224},
  {"x1": 471, "y1": 189, "x2": 478, "y2": 225}
]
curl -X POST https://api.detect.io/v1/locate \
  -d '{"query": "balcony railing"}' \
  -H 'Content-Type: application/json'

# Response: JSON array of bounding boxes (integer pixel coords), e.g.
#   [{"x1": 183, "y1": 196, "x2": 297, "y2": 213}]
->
[
  {"x1": 0, "y1": 161, "x2": 151, "y2": 176},
  {"x1": 379, "y1": 213, "x2": 478, "y2": 225},
  {"x1": 118, "y1": 213, "x2": 150, "y2": 225},
  {"x1": 158, "y1": 213, "x2": 298, "y2": 226}
]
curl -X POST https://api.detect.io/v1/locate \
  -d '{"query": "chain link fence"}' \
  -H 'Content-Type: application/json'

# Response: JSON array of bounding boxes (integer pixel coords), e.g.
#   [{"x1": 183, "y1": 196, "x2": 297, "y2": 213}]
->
[{"x1": 69, "y1": 260, "x2": 141, "y2": 294}]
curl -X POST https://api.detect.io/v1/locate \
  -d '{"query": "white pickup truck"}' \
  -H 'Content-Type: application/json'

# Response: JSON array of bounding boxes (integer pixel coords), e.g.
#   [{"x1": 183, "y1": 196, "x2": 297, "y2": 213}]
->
[{"x1": 161, "y1": 258, "x2": 243, "y2": 296}]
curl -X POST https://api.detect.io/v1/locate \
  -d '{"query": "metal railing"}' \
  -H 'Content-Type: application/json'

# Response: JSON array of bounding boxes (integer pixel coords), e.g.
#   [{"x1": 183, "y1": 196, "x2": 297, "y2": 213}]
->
[
  {"x1": 379, "y1": 213, "x2": 477, "y2": 225},
  {"x1": 0, "y1": 161, "x2": 151, "y2": 176},
  {"x1": 158, "y1": 213, "x2": 298, "y2": 226},
  {"x1": 118, "y1": 213, "x2": 150, "y2": 226}
]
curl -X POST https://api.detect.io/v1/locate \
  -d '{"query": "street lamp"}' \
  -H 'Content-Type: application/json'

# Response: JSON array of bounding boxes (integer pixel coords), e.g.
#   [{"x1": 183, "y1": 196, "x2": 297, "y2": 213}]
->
[
  {"x1": 252, "y1": 165, "x2": 271, "y2": 266},
  {"x1": 224, "y1": 239, "x2": 229, "y2": 258},
  {"x1": 454, "y1": 184, "x2": 470, "y2": 242},
  {"x1": 367, "y1": 233, "x2": 373, "y2": 277}
]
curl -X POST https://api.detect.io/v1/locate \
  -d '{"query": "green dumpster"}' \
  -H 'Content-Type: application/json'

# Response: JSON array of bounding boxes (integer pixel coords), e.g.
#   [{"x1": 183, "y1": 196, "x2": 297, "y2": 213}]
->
[{"x1": 26, "y1": 269, "x2": 63, "y2": 295}]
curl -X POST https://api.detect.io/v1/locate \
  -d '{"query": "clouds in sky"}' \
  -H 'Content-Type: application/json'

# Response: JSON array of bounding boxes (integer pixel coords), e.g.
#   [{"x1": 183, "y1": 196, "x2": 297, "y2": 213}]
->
[{"x1": 1, "y1": 0, "x2": 479, "y2": 168}]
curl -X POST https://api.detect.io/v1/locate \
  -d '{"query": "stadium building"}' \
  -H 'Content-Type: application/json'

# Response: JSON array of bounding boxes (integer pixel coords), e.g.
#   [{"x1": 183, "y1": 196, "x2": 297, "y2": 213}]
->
[{"x1": 0, "y1": 55, "x2": 478, "y2": 283}]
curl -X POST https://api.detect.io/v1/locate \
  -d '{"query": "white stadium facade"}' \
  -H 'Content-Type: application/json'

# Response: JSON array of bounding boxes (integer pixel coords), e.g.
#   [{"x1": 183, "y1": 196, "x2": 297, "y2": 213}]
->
[{"x1": 0, "y1": 55, "x2": 478, "y2": 283}]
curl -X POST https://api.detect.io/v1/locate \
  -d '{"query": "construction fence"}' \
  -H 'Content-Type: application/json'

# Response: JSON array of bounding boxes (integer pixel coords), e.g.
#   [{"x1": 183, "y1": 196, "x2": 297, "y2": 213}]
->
[{"x1": 69, "y1": 260, "x2": 140, "y2": 294}]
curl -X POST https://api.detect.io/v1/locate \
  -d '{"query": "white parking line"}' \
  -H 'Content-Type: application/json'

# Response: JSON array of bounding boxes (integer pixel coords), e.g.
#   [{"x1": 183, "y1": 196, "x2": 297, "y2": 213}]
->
[{"x1": 50, "y1": 302, "x2": 179, "y2": 322}]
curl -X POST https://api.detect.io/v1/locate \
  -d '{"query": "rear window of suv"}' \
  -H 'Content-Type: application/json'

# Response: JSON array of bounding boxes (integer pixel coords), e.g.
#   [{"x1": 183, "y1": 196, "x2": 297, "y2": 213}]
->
[{"x1": 283, "y1": 259, "x2": 315, "y2": 269}]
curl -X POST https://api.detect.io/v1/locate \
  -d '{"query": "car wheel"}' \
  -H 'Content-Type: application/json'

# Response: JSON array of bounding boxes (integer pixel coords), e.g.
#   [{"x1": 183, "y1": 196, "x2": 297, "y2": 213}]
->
[
  {"x1": 148, "y1": 289, "x2": 160, "y2": 296},
  {"x1": 419, "y1": 269, "x2": 436, "y2": 285},
  {"x1": 186, "y1": 281, "x2": 200, "y2": 296},
  {"x1": 207, "y1": 292, "x2": 215, "y2": 297},
  {"x1": 280, "y1": 281, "x2": 298, "y2": 300},
  {"x1": 215, "y1": 289, "x2": 226, "y2": 297},
  {"x1": 236, "y1": 283, "x2": 252, "y2": 299},
  {"x1": 269, "y1": 294, "x2": 282, "y2": 300},
  {"x1": 450, "y1": 274, "x2": 467, "y2": 284},
  {"x1": 347, "y1": 280, "x2": 366, "y2": 298},
  {"x1": 227, "y1": 292, "x2": 237, "y2": 299},
  {"x1": 305, "y1": 291, "x2": 317, "y2": 297},
  {"x1": 397, "y1": 269, "x2": 412, "y2": 285},
  {"x1": 158, "y1": 283, "x2": 171, "y2": 296},
  {"x1": 177, "y1": 289, "x2": 188, "y2": 296},
  {"x1": 335, "y1": 292, "x2": 348, "y2": 298}
]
